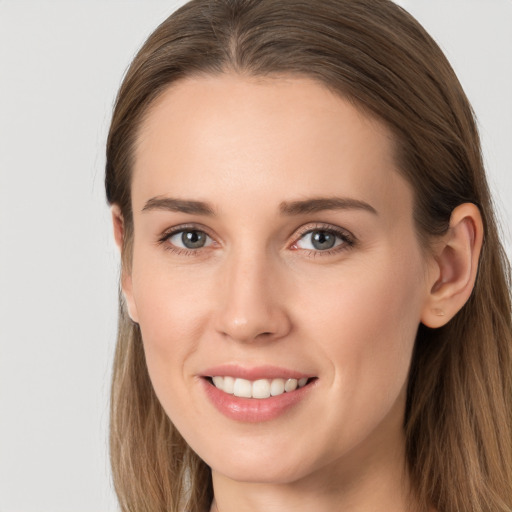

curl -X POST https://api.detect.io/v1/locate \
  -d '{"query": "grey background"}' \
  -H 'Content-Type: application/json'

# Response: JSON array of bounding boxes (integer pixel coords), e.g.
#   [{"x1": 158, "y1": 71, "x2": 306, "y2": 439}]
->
[{"x1": 0, "y1": 1, "x2": 510, "y2": 511}]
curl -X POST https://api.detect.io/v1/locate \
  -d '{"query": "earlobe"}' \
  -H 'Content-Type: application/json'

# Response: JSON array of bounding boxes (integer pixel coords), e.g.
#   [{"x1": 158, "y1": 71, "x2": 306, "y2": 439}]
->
[
  {"x1": 421, "y1": 203, "x2": 483, "y2": 328},
  {"x1": 111, "y1": 205, "x2": 139, "y2": 323}
]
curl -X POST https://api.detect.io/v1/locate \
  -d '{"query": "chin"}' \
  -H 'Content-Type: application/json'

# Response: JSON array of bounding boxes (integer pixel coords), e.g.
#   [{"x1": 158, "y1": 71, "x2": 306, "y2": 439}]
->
[
  {"x1": 212, "y1": 458, "x2": 309, "y2": 485},
  {"x1": 200, "y1": 436, "x2": 325, "y2": 485}
]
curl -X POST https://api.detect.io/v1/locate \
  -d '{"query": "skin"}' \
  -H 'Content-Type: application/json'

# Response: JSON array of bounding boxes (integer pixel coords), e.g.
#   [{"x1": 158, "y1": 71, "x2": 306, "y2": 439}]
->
[{"x1": 113, "y1": 74, "x2": 483, "y2": 512}]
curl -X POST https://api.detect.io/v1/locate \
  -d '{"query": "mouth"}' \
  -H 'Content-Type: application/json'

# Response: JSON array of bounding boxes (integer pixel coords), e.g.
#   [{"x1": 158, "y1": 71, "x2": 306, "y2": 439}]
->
[
  {"x1": 200, "y1": 367, "x2": 317, "y2": 422},
  {"x1": 205, "y1": 376, "x2": 315, "y2": 399}
]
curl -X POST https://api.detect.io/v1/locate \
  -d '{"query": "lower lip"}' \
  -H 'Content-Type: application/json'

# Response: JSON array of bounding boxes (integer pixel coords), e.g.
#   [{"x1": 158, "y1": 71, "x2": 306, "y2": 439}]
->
[{"x1": 201, "y1": 378, "x2": 315, "y2": 423}]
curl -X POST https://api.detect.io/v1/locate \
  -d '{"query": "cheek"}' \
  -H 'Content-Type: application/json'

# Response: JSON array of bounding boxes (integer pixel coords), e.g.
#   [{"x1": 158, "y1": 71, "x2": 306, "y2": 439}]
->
[
  {"x1": 299, "y1": 250, "x2": 425, "y2": 400},
  {"x1": 286, "y1": 252, "x2": 425, "y2": 459},
  {"x1": 130, "y1": 256, "x2": 212, "y2": 384},
  {"x1": 129, "y1": 264, "x2": 216, "y2": 436}
]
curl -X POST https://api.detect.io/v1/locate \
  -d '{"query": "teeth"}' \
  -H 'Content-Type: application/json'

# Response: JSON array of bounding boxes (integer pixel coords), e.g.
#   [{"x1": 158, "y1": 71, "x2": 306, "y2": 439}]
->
[
  {"x1": 223, "y1": 376, "x2": 235, "y2": 394},
  {"x1": 252, "y1": 379, "x2": 271, "y2": 399},
  {"x1": 284, "y1": 378, "x2": 298, "y2": 392},
  {"x1": 210, "y1": 376, "x2": 310, "y2": 399},
  {"x1": 212, "y1": 376, "x2": 224, "y2": 388},
  {"x1": 270, "y1": 378, "x2": 285, "y2": 396},
  {"x1": 233, "y1": 378, "x2": 252, "y2": 398}
]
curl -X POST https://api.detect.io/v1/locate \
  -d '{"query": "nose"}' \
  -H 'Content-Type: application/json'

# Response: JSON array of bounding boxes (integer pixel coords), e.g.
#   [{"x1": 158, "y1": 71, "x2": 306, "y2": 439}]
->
[{"x1": 214, "y1": 250, "x2": 292, "y2": 344}]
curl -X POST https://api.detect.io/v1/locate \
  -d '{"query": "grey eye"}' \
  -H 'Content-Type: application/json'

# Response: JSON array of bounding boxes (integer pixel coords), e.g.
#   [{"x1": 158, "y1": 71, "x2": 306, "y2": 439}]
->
[
  {"x1": 311, "y1": 231, "x2": 336, "y2": 250},
  {"x1": 169, "y1": 230, "x2": 212, "y2": 249},
  {"x1": 297, "y1": 230, "x2": 343, "y2": 251}
]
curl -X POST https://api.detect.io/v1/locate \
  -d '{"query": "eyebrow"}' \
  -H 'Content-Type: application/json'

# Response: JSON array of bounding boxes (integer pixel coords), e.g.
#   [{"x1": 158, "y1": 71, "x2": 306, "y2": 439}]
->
[
  {"x1": 279, "y1": 197, "x2": 378, "y2": 216},
  {"x1": 142, "y1": 196, "x2": 215, "y2": 215},
  {"x1": 141, "y1": 195, "x2": 377, "y2": 216}
]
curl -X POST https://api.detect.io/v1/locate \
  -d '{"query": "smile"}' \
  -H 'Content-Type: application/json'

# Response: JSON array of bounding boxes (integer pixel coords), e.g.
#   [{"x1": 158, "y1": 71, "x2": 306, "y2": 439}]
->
[
  {"x1": 210, "y1": 376, "x2": 310, "y2": 399},
  {"x1": 201, "y1": 365, "x2": 317, "y2": 421}
]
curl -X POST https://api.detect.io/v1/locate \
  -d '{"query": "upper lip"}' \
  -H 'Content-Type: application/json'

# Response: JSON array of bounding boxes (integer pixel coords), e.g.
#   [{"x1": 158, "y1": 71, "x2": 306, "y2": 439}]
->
[{"x1": 200, "y1": 364, "x2": 313, "y2": 381}]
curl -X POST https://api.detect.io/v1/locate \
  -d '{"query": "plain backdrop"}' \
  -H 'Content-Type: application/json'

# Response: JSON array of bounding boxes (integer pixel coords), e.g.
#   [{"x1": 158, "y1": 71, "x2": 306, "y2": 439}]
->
[{"x1": 0, "y1": 1, "x2": 510, "y2": 511}]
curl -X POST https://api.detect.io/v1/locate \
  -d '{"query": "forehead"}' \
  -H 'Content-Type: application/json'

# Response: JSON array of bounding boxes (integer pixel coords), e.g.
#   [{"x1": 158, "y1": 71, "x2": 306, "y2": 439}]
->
[{"x1": 132, "y1": 73, "x2": 412, "y2": 220}]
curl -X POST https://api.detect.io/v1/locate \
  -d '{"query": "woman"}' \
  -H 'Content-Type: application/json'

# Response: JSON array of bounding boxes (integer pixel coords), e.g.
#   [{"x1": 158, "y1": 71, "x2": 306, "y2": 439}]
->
[{"x1": 105, "y1": 1, "x2": 512, "y2": 511}]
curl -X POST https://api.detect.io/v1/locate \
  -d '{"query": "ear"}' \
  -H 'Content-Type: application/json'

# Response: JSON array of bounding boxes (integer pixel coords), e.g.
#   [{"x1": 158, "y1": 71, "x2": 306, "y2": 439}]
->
[
  {"x1": 111, "y1": 205, "x2": 139, "y2": 323},
  {"x1": 421, "y1": 203, "x2": 483, "y2": 328}
]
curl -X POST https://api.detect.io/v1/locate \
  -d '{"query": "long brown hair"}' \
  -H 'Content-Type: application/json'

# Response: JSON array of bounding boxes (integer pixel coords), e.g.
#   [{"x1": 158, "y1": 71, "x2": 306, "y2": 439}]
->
[{"x1": 105, "y1": 1, "x2": 512, "y2": 511}]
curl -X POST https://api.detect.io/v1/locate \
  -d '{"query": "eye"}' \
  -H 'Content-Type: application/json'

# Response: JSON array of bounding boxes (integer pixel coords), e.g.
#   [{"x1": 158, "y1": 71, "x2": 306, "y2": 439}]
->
[
  {"x1": 166, "y1": 229, "x2": 213, "y2": 250},
  {"x1": 294, "y1": 228, "x2": 352, "y2": 252}
]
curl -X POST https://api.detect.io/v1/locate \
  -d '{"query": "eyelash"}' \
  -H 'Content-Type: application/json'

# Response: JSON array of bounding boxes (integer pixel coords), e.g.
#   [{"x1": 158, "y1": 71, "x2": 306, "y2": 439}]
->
[
  {"x1": 157, "y1": 223, "x2": 215, "y2": 257},
  {"x1": 291, "y1": 223, "x2": 356, "y2": 257},
  {"x1": 157, "y1": 223, "x2": 356, "y2": 258}
]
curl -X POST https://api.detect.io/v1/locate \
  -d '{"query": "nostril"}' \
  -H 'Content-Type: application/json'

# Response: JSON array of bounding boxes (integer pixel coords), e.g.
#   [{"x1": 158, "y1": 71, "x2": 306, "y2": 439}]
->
[{"x1": 252, "y1": 331, "x2": 276, "y2": 342}]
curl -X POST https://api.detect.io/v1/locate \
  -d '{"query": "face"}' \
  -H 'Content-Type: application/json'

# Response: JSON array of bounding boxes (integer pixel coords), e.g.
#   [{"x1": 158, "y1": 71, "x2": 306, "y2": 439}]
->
[{"x1": 121, "y1": 74, "x2": 433, "y2": 487}]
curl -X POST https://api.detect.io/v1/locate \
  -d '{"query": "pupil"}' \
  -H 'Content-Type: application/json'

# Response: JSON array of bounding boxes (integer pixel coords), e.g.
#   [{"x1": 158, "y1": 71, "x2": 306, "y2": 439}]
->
[
  {"x1": 182, "y1": 230, "x2": 206, "y2": 249},
  {"x1": 312, "y1": 231, "x2": 335, "y2": 250}
]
